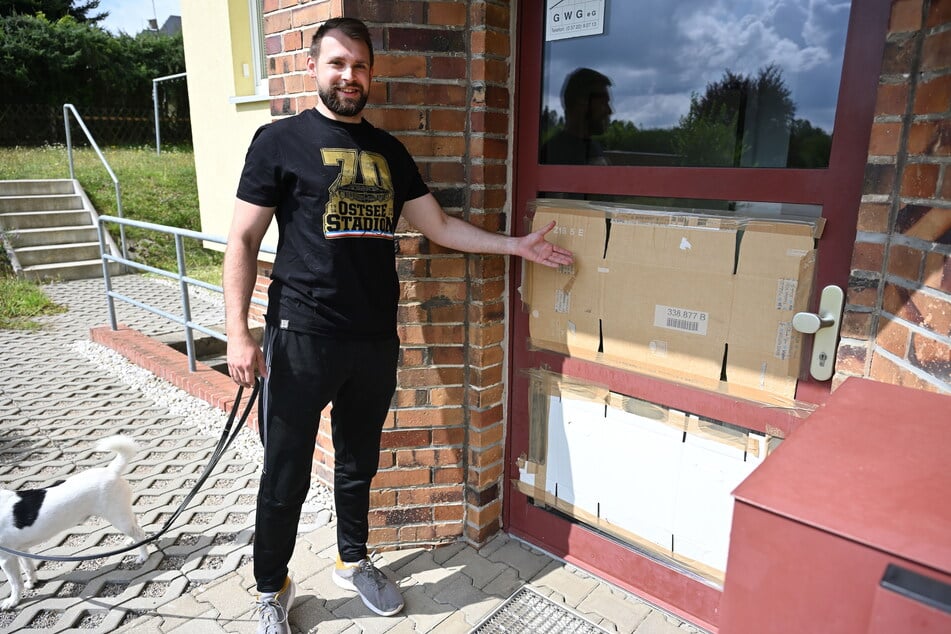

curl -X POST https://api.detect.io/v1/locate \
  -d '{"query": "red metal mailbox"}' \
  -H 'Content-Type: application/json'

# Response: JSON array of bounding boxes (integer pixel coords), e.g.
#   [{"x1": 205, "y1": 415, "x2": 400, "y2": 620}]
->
[{"x1": 719, "y1": 378, "x2": 951, "y2": 633}]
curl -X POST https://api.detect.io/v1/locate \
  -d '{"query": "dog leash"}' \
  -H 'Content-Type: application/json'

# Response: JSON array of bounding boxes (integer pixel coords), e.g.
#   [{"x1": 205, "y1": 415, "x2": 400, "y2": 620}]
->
[{"x1": 0, "y1": 379, "x2": 260, "y2": 562}]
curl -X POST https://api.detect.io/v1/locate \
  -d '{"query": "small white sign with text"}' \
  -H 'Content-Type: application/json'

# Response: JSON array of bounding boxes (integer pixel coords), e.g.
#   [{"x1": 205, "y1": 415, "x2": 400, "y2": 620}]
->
[{"x1": 546, "y1": 0, "x2": 606, "y2": 41}]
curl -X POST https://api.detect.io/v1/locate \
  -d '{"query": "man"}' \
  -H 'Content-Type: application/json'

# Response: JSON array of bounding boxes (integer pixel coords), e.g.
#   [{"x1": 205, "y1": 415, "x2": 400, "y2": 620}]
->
[
  {"x1": 223, "y1": 17, "x2": 573, "y2": 634},
  {"x1": 540, "y1": 67, "x2": 613, "y2": 165}
]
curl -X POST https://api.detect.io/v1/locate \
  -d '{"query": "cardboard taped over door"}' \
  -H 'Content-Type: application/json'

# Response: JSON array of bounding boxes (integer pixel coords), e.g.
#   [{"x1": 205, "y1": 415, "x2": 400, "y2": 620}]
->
[
  {"x1": 523, "y1": 200, "x2": 823, "y2": 404},
  {"x1": 603, "y1": 219, "x2": 737, "y2": 386},
  {"x1": 523, "y1": 205, "x2": 605, "y2": 356}
]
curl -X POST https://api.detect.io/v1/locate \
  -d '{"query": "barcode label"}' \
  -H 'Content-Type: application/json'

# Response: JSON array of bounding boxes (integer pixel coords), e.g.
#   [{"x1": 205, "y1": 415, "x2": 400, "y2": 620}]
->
[
  {"x1": 775, "y1": 322, "x2": 793, "y2": 359},
  {"x1": 668, "y1": 318, "x2": 700, "y2": 331},
  {"x1": 654, "y1": 305, "x2": 709, "y2": 335},
  {"x1": 776, "y1": 278, "x2": 798, "y2": 310},
  {"x1": 555, "y1": 289, "x2": 570, "y2": 314}
]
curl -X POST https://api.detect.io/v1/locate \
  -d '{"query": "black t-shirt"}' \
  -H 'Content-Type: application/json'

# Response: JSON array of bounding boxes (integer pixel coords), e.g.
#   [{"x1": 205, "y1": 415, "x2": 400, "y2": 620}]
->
[
  {"x1": 236, "y1": 108, "x2": 430, "y2": 339},
  {"x1": 540, "y1": 130, "x2": 607, "y2": 165}
]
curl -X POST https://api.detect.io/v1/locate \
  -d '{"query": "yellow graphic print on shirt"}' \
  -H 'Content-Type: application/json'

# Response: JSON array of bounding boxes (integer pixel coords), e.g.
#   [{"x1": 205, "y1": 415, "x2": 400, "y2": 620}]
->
[{"x1": 321, "y1": 149, "x2": 395, "y2": 239}]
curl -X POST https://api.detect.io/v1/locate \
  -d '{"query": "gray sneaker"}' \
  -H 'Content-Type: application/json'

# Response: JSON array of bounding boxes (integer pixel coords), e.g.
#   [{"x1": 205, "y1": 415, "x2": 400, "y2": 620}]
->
[
  {"x1": 255, "y1": 577, "x2": 296, "y2": 634},
  {"x1": 332, "y1": 558, "x2": 404, "y2": 616}
]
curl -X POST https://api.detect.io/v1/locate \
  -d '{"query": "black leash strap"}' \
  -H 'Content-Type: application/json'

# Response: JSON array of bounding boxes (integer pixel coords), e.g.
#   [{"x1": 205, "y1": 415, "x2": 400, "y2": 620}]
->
[{"x1": 0, "y1": 379, "x2": 260, "y2": 562}]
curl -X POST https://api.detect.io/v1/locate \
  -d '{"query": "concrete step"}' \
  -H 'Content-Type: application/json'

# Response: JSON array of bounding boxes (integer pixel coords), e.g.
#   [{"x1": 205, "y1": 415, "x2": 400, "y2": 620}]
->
[
  {"x1": 1, "y1": 178, "x2": 123, "y2": 282},
  {"x1": 14, "y1": 241, "x2": 102, "y2": 266},
  {"x1": 4, "y1": 225, "x2": 99, "y2": 247},
  {"x1": 19, "y1": 259, "x2": 122, "y2": 282},
  {"x1": 0, "y1": 209, "x2": 94, "y2": 230},
  {"x1": 0, "y1": 179, "x2": 75, "y2": 196},
  {"x1": 0, "y1": 194, "x2": 83, "y2": 213},
  {"x1": 197, "y1": 353, "x2": 229, "y2": 375},
  {"x1": 157, "y1": 323, "x2": 264, "y2": 376}
]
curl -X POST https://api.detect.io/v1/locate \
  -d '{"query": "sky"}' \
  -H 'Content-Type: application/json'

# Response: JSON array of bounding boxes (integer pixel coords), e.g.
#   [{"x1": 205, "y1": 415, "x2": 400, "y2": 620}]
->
[
  {"x1": 96, "y1": 0, "x2": 181, "y2": 35},
  {"x1": 543, "y1": 0, "x2": 851, "y2": 133}
]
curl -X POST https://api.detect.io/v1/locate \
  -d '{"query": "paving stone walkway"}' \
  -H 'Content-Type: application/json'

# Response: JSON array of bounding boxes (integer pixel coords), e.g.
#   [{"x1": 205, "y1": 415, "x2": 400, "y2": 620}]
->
[{"x1": 0, "y1": 276, "x2": 708, "y2": 634}]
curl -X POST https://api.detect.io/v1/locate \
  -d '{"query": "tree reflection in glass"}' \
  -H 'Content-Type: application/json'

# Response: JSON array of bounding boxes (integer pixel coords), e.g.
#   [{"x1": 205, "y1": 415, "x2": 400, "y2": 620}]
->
[{"x1": 539, "y1": 1, "x2": 851, "y2": 169}]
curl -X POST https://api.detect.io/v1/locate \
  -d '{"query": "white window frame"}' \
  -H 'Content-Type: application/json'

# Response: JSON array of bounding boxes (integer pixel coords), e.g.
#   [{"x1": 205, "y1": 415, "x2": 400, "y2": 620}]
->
[{"x1": 249, "y1": 0, "x2": 267, "y2": 97}]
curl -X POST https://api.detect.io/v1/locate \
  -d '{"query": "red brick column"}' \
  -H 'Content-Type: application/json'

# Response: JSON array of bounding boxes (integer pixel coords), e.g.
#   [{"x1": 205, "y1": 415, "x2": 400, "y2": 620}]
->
[
  {"x1": 259, "y1": 1, "x2": 514, "y2": 548},
  {"x1": 836, "y1": 0, "x2": 951, "y2": 392}
]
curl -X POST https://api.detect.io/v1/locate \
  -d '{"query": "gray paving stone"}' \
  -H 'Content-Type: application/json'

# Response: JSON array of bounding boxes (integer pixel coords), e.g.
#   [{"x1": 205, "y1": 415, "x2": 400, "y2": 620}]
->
[
  {"x1": 167, "y1": 610, "x2": 230, "y2": 633},
  {"x1": 300, "y1": 521, "x2": 338, "y2": 555},
  {"x1": 428, "y1": 575, "x2": 496, "y2": 626},
  {"x1": 472, "y1": 532, "x2": 508, "y2": 558},
  {"x1": 147, "y1": 592, "x2": 217, "y2": 631},
  {"x1": 398, "y1": 551, "x2": 456, "y2": 587},
  {"x1": 425, "y1": 611, "x2": 472, "y2": 633},
  {"x1": 382, "y1": 617, "x2": 434, "y2": 634},
  {"x1": 577, "y1": 585, "x2": 655, "y2": 634},
  {"x1": 112, "y1": 614, "x2": 166, "y2": 634},
  {"x1": 429, "y1": 541, "x2": 467, "y2": 566},
  {"x1": 302, "y1": 617, "x2": 363, "y2": 634},
  {"x1": 286, "y1": 596, "x2": 347, "y2": 634},
  {"x1": 441, "y1": 546, "x2": 509, "y2": 590},
  {"x1": 530, "y1": 561, "x2": 600, "y2": 608},
  {"x1": 325, "y1": 597, "x2": 400, "y2": 634},
  {"x1": 399, "y1": 584, "x2": 454, "y2": 632},
  {"x1": 480, "y1": 567, "x2": 523, "y2": 600},
  {"x1": 633, "y1": 609, "x2": 703, "y2": 634},
  {"x1": 288, "y1": 545, "x2": 334, "y2": 587},
  {"x1": 295, "y1": 564, "x2": 358, "y2": 613},
  {"x1": 192, "y1": 574, "x2": 254, "y2": 621},
  {"x1": 0, "y1": 276, "x2": 710, "y2": 634},
  {"x1": 484, "y1": 538, "x2": 552, "y2": 581}
]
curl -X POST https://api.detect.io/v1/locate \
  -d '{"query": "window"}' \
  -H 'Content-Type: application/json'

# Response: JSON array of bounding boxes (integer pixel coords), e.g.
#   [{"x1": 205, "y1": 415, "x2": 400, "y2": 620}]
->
[
  {"x1": 248, "y1": 0, "x2": 267, "y2": 97},
  {"x1": 539, "y1": 2, "x2": 850, "y2": 168},
  {"x1": 228, "y1": 0, "x2": 268, "y2": 102}
]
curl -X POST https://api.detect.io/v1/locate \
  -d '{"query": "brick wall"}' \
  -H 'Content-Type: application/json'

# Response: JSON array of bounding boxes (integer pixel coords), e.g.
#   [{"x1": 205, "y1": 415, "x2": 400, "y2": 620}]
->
[
  {"x1": 257, "y1": 0, "x2": 512, "y2": 548},
  {"x1": 836, "y1": 0, "x2": 951, "y2": 392}
]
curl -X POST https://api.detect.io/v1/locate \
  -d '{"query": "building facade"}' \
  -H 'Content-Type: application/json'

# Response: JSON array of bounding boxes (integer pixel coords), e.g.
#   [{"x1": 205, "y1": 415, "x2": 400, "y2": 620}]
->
[{"x1": 181, "y1": 0, "x2": 950, "y2": 628}]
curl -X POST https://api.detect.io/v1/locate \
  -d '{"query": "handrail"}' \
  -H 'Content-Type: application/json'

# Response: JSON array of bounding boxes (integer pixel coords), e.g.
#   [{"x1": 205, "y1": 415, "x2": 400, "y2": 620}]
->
[
  {"x1": 97, "y1": 214, "x2": 274, "y2": 372},
  {"x1": 153, "y1": 72, "x2": 187, "y2": 155},
  {"x1": 63, "y1": 103, "x2": 128, "y2": 259}
]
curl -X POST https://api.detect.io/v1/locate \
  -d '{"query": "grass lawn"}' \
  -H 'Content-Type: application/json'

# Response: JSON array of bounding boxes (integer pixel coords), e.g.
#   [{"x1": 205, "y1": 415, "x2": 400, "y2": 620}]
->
[{"x1": 0, "y1": 144, "x2": 221, "y2": 328}]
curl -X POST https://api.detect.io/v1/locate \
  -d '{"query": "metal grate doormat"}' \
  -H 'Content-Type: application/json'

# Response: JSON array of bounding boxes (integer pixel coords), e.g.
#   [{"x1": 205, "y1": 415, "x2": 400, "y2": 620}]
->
[{"x1": 469, "y1": 586, "x2": 610, "y2": 634}]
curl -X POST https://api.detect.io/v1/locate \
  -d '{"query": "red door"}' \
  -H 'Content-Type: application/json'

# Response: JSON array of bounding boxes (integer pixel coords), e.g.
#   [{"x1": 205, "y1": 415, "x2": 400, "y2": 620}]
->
[{"x1": 505, "y1": 1, "x2": 892, "y2": 629}]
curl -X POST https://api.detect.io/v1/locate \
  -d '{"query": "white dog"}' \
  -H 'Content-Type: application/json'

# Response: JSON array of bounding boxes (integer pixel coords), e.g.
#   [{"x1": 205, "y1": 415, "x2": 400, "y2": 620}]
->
[{"x1": 0, "y1": 435, "x2": 149, "y2": 610}]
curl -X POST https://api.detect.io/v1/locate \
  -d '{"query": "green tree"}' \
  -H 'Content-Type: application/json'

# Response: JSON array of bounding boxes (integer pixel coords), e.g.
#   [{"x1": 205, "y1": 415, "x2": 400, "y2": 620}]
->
[
  {"x1": 787, "y1": 118, "x2": 833, "y2": 168},
  {"x1": 675, "y1": 64, "x2": 796, "y2": 167},
  {"x1": 0, "y1": 0, "x2": 106, "y2": 25},
  {"x1": 675, "y1": 96, "x2": 742, "y2": 167},
  {"x1": 0, "y1": 13, "x2": 184, "y2": 108}
]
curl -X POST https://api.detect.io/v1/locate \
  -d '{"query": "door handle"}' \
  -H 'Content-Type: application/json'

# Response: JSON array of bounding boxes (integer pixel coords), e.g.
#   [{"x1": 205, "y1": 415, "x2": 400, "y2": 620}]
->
[{"x1": 792, "y1": 285, "x2": 844, "y2": 381}]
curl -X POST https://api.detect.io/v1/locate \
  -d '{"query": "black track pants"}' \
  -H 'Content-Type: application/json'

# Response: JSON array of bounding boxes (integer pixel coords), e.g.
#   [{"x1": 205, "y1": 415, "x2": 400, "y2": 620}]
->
[{"x1": 253, "y1": 326, "x2": 399, "y2": 593}]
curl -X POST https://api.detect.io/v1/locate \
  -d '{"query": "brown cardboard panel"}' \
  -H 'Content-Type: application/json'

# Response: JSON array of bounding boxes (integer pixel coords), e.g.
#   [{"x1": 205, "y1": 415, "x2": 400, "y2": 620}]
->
[
  {"x1": 602, "y1": 269, "x2": 730, "y2": 381},
  {"x1": 612, "y1": 219, "x2": 737, "y2": 272},
  {"x1": 727, "y1": 223, "x2": 818, "y2": 398},
  {"x1": 527, "y1": 206, "x2": 606, "y2": 355},
  {"x1": 525, "y1": 200, "x2": 821, "y2": 404},
  {"x1": 602, "y1": 221, "x2": 736, "y2": 381}
]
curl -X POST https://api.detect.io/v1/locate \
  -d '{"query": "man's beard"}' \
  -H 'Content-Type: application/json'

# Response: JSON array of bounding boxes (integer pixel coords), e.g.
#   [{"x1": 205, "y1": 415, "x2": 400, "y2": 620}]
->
[
  {"x1": 587, "y1": 113, "x2": 609, "y2": 136},
  {"x1": 318, "y1": 82, "x2": 369, "y2": 117}
]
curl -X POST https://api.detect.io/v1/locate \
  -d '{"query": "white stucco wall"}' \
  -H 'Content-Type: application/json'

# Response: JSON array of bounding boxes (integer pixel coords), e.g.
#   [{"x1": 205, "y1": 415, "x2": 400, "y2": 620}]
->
[{"x1": 180, "y1": 0, "x2": 275, "y2": 253}]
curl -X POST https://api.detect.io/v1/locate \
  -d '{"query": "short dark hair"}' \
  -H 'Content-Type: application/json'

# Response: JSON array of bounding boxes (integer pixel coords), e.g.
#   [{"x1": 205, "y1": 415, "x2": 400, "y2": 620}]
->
[
  {"x1": 562, "y1": 68, "x2": 611, "y2": 109},
  {"x1": 310, "y1": 17, "x2": 374, "y2": 67}
]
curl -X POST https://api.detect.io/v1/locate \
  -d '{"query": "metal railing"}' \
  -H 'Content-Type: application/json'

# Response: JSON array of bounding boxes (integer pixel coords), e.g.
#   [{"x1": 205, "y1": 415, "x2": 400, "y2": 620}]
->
[
  {"x1": 64, "y1": 103, "x2": 128, "y2": 259},
  {"x1": 97, "y1": 215, "x2": 273, "y2": 372},
  {"x1": 153, "y1": 72, "x2": 188, "y2": 155}
]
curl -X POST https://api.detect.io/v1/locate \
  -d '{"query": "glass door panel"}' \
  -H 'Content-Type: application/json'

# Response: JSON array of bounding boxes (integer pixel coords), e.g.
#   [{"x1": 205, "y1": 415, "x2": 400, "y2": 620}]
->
[{"x1": 540, "y1": 1, "x2": 851, "y2": 169}]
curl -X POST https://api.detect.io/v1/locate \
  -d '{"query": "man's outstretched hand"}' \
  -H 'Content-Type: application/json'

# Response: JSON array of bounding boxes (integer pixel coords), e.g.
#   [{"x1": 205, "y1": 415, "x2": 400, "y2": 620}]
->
[{"x1": 515, "y1": 220, "x2": 574, "y2": 268}]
